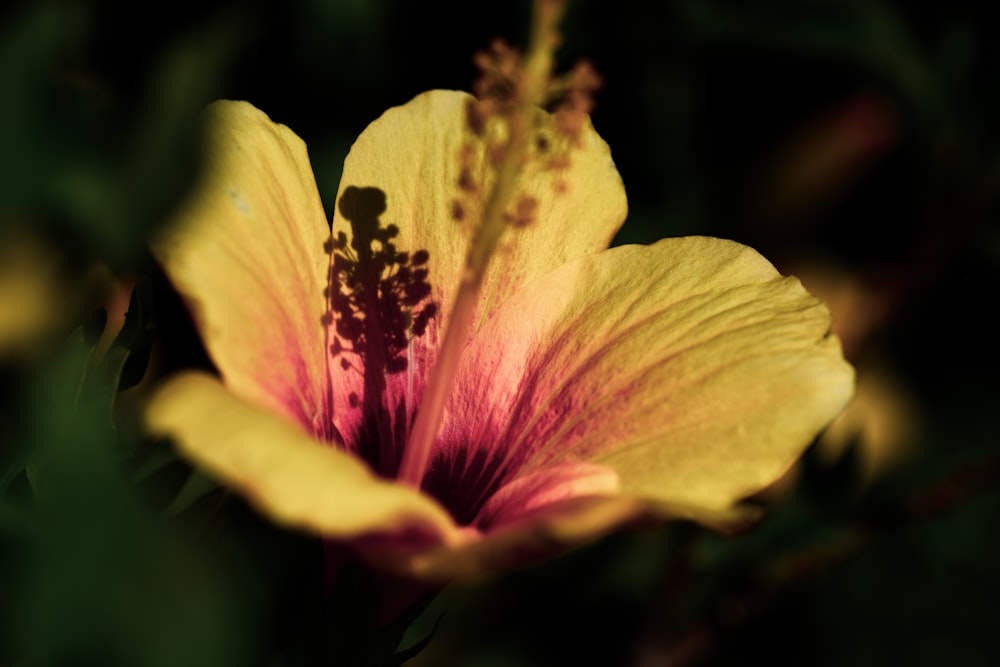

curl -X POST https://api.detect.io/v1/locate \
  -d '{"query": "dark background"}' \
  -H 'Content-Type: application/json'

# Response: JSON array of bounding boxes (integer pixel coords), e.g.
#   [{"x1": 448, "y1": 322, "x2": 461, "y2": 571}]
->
[{"x1": 1, "y1": 1, "x2": 998, "y2": 665}]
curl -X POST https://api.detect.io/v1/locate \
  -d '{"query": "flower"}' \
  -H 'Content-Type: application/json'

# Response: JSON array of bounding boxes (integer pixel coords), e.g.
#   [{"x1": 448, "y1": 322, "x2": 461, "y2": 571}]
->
[{"x1": 145, "y1": 89, "x2": 853, "y2": 582}]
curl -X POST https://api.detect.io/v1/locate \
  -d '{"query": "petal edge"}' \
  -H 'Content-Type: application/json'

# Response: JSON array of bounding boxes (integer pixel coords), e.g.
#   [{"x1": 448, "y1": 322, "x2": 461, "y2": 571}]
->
[{"x1": 144, "y1": 372, "x2": 459, "y2": 544}]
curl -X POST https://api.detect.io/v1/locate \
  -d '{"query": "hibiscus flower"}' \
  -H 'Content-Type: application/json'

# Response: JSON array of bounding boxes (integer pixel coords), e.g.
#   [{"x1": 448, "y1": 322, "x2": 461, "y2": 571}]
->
[{"x1": 144, "y1": 86, "x2": 853, "y2": 582}]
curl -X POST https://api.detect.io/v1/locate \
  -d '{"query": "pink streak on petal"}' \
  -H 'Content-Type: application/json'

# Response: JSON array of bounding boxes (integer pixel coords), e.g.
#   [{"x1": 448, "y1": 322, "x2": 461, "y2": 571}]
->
[
  {"x1": 474, "y1": 462, "x2": 621, "y2": 531},
  {"x1": 420, "y1": 311, "x2": 561, "y2": 522},
  {"x1": 243, "y1": 332, "x2": 334, "y2": 440}
]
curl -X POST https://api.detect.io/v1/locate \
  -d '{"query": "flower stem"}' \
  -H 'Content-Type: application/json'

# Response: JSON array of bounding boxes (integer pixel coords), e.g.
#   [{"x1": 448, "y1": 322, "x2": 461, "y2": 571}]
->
[{"x1": 397, "y1": 0, "x2": 567, "y2": 489}]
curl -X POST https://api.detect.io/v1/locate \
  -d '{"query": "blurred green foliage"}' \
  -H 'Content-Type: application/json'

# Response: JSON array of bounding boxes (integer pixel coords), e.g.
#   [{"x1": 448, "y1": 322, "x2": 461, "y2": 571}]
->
[
  {"x1": 0, "y1": 2, "x2": 240, "y2": 268},
  {"x1": 1, "y1": 0, "x2": 998, "y2": 665}
]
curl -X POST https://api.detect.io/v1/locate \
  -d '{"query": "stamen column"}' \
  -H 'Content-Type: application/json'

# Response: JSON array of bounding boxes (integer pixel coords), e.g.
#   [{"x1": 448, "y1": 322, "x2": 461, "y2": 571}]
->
[{"x1": 397, "y1": 0, "x2": 568, "y2": 488}]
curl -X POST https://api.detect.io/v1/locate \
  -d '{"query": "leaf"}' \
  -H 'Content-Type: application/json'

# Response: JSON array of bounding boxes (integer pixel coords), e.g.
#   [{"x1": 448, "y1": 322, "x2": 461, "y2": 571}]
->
[
  {"x1": 164, "y1": 469, "x2": 220, "y2": 517},
  {"x1": 388, "y1": 613, "x2": 444, "y2": 666},
  {"x1": 111, "y1": 277, "x2": 155, "y2": 392}
]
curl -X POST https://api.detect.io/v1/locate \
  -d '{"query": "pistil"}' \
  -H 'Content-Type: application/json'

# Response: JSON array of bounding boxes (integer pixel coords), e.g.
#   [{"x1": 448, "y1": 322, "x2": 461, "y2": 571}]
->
[{"x1": 397, "y1": 0, "x2": 567, "y2": 489}]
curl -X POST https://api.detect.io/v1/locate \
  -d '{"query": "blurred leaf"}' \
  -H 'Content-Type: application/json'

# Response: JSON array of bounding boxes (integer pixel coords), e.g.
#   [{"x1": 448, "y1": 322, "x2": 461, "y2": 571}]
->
[
  {"x1": 82, "y1": 307, "x2": 108, "y2": 349},
  {"x1": 390, "y1": 613, "x2": 444, "y2": 667},
  {"x1": 164, "y1": 469, "x2": 220, "y2": 517},
  {"x1": 130, "y1": 440, "x2": 183, "y2": 484},
  {"x1": 1, "y1": 323, "x2": 251, "y2": 666},
  {"x1": 0, "y1": 3, "x2": 242, "y2": 269},
  {"x1": 108, "y1": 278, "x2": 155, "y2": 392}
]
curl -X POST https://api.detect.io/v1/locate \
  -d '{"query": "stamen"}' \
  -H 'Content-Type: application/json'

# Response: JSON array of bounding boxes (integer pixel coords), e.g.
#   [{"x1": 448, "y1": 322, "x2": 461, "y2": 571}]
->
[{"x1": 396, "y1": 0, "x2": 569, "y2": 489}]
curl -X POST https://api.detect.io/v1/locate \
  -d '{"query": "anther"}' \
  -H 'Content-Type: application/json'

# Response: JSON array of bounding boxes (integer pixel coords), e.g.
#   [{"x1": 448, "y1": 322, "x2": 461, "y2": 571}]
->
[
  {"x1": 465, "y1": 99, "x2": 488, "y2": 137},
  {"x1": 511, "y1": 196, "x2": 538, "y2": 228}
]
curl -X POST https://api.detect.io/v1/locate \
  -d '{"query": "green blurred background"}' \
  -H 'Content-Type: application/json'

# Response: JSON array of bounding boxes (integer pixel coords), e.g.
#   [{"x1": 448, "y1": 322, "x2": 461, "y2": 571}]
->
[{"x1": 1, "y1": 0, "x2": 998, "y2": 665}]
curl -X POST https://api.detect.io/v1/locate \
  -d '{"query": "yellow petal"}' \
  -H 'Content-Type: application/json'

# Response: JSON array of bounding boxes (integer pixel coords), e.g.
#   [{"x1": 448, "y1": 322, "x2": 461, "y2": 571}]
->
[
  {"x1": 383, "y1": 493, "x2": 758, "y2": 582},
  {"x1": 332, "y1": 89, "x2": 627, "y2": 336},
  {"x1": 144, "y1": 372, "x2": 459, "y2": 543},
  {"x1": 399, "y1": 494, "x2": 645, "y2": 582},
  {"x1": 152, "y1": 101, "x2": 335, "y2": 439},
  {"x1": 443, "y1": 236, "x2": 854, "y2": 516}
]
